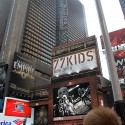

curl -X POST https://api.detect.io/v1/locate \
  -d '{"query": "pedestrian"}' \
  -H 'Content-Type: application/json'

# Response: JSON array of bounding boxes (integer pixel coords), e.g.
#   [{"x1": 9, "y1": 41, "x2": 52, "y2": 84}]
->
[{"x1": 83, "y1": 106, "x2": 122, "y2": 125}]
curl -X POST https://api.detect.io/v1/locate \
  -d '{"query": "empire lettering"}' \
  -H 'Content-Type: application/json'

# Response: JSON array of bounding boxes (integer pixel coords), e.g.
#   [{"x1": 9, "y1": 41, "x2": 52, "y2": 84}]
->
[{"x1": 13, "y1": 60, "x2": 34, "y2": 74}]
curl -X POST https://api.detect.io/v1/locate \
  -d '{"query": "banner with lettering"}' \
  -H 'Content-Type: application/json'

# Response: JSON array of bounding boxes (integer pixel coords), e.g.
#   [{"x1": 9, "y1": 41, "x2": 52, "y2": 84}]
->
[
  {"x1": 52, "y1": 48, "x2": 97, "y2": 77},
  {"x1": 100, "y1": 28, "x2": 125, "y2": 83},
  {"x1": 9, "y1": 52, "x2": 36, "y2": 99}
]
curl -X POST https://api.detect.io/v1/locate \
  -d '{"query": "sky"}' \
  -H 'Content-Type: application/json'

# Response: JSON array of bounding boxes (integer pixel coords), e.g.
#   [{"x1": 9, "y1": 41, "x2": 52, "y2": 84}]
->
[
  {"x1": 80, "y1": 0, "x2": 125, "y2": 36},
  {"x1": 80, "y1": 0, "x2": 125, "y2": 79}
]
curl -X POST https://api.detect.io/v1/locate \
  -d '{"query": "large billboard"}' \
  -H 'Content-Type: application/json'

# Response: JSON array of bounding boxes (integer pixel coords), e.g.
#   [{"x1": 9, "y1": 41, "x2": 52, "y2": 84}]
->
[
  {"x1": 52, "y1": 48, "x2": 97, "y2": 77},
  {"x1": 101, "y1": 28, "x2": 125, "y2": 82},
  {"x1": 53, "y1": 83, "x2": 91, "y2": 117},
  {"x1": 9, "y1": 52, "x2": 36, "y2": 99}
]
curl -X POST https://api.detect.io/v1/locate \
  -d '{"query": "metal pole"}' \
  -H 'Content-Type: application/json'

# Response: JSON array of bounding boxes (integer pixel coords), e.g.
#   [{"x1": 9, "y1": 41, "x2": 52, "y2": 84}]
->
[
  {"x1": 94, "y1": 0, "x2": 122, "y2": 101},
  {"x1": 94, "y1": 0, "x2": 125, "y2": 122}
]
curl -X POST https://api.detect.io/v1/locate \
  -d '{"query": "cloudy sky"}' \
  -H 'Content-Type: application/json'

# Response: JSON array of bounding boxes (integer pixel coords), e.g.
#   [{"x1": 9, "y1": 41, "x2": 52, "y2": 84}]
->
[
  {"x1": 80, "y1": 0, "x2": 125, "y2": 35},
  {"x1": 80, "y1": 0, "x2": 125, "y2": 79}
]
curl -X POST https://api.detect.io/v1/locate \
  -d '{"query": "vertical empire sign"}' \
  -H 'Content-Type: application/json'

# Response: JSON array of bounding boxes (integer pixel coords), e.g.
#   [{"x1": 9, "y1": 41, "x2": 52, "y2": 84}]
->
[
  {"x1": 56, "y1": 0, "x2": 68, "y2": 44},
  {"x1": 9, "y1": 52, "x2": 36, "y2": 98}
]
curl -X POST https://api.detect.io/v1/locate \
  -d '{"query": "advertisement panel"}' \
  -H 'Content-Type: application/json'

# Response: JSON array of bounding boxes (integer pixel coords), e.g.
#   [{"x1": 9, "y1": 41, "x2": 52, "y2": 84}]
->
[
  {"x1": 101, "y1": 28, "x2": 125, "y2": 83},
  {"x1": 9, "y1": 52, "x2": 36, "y2": 99},
  {"x1": 4, "y1": 98, "x2": 31, "y2": 118},
  {"x1": 0, "y1": 97, "x2": 34, "y2": 125},
  {"x1": 53, "y1": 83, "x2": 91, "y2": 118},
  {"x1": 53, "y1": 48, "x2": 97, "y2": 77}
]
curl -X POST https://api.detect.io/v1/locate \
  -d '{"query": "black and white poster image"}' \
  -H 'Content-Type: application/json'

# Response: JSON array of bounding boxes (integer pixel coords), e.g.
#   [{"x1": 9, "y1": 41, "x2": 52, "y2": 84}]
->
[
  {"x1": 34, "y1": 105, "x2": 48, "y2": 125},
  {"x1": 53, "y1": 83, "x2": 92, "y2": 117}
]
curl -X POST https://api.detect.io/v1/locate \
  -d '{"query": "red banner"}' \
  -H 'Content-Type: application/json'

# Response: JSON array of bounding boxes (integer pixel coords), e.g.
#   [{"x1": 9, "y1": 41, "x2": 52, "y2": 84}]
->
[
  {"x1": 101, "y1": 28, "x2": 125, "y2": 49},
  {"x1": 5, "y1": 98, "x2": 31, "y2": 118},
  {"x1": 100, "y1": 28, "x2": 125, "y2": 80}
]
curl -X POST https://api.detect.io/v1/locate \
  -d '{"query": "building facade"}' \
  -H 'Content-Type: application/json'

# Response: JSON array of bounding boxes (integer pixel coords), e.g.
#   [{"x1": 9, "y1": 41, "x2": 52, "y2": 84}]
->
[
  {"x1": 0, "y1": 0, "x2": 88, "y2": 99},
  {"x1": 0, "y1": 0, "x2": 12, "y2": 51}
]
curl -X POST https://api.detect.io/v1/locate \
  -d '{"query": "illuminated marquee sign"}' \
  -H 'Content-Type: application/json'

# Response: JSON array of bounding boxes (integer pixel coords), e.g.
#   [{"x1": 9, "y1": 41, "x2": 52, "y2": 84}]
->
[
  {"x1": 9, "y1": 52, "x2": 36, "y2": 98},
  {"x1": 53, "y1": 49, "x2": 97, "y2": 77}
]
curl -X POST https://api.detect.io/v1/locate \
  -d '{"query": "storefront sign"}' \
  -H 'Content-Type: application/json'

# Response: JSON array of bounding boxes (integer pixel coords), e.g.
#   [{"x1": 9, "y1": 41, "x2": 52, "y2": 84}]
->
[{"x1": 53, "y1": 49, "x2": 97, "y2": 77}]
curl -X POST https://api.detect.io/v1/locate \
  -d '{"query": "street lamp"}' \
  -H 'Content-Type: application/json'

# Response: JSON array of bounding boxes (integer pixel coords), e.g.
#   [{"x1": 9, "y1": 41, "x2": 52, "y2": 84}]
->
[{"x1": 94, "y1": 0, "x2": 125, "y2": 122}]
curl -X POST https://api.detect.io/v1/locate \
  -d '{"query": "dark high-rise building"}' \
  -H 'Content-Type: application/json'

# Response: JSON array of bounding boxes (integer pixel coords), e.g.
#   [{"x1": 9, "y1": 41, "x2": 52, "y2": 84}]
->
[
  {"x1": 21, "y1": 0, "x2": 56, "y2": 66},
  {"x1": 0, "y1": 0, "x2": 88, "y2": 99}
]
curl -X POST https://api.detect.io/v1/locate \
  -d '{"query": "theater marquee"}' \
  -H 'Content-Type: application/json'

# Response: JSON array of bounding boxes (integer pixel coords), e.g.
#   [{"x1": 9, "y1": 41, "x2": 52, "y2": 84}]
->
[
  {"x1": 53, "y1": 48, "x2": 97, "y2": 77},
  {"x1": 9, "y1": 52, "x2": 36, "y2": 98}
]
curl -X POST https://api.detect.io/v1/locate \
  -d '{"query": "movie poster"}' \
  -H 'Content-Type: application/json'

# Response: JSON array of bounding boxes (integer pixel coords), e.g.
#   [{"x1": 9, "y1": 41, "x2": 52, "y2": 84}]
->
[
  {"x1": 34, "y1": 105, "x2": 48, "y2": 125},
  {"x1": 53, "y1": 83, "x2": 91, "y2": 117},
  {"x1": 9, "y1": 52, "x2": 36, "y2": 99}
]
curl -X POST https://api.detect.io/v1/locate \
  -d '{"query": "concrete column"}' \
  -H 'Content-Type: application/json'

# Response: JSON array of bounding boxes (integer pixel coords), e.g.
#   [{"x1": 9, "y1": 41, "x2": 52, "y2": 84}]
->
[{"x1": 0, "y1": 0, "x2": 29, "y2": 64}]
